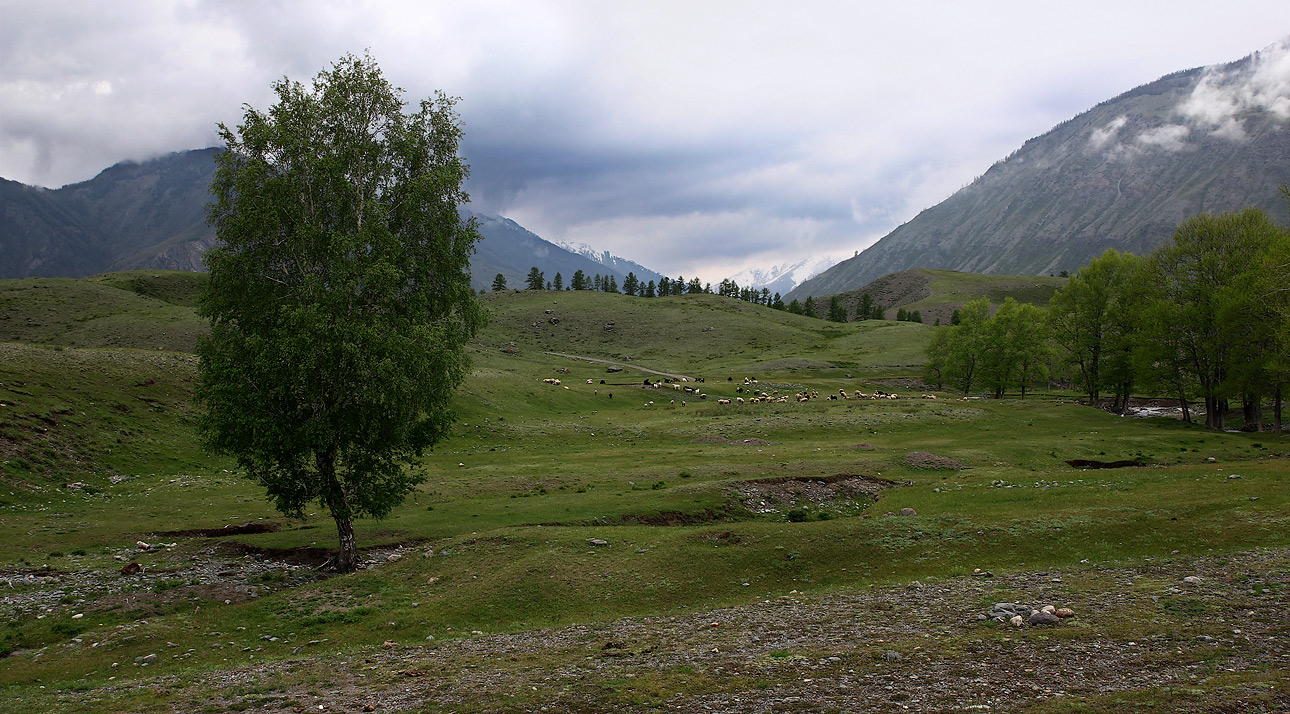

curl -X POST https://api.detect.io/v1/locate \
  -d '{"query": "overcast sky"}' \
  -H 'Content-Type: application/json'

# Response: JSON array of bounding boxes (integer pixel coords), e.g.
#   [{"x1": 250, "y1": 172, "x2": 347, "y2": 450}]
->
[{"x1": 2, "y1": 1, "x2": 1286, "y2": 282}]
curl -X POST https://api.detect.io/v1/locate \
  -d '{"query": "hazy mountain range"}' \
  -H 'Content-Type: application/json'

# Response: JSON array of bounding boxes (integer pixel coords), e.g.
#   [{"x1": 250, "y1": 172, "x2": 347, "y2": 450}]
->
[
  {"x1": 0, "y1": 149, "x2": 669, "y2": 292},
  {"x1": 787, "y1": 40, "x2": 1290, "y2": 301}
]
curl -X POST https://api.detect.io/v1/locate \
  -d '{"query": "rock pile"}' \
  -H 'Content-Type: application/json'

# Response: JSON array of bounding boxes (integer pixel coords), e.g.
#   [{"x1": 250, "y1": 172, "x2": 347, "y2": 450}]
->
[{"x1": 983, "y1": 602, "x2": 1076, "y2": 626}]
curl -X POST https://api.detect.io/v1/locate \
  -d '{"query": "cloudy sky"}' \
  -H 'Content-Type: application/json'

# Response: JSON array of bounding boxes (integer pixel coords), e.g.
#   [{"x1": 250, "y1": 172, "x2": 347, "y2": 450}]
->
[{"x1": 2, "y1": 1, "x2": 1286, "y2": 282}]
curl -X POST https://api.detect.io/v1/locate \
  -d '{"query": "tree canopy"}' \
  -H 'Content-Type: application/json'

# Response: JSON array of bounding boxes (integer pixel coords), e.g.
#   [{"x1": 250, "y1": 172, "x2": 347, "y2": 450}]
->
[{"x1": 197, "y1": 53, "x2": 485, "y2": 571}]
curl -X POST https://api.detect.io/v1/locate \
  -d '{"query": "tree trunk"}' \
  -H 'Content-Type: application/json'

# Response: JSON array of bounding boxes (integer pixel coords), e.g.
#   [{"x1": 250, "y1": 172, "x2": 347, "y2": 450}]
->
[
  {"x1": 1176, "y1": 377, "x2": 1191, "y2": 424},
  {"x1": 1274, "y1": 384, "x2": 1283, "y2": 433},
  {"x1": 1243, "y1": 397, "x2": 1262, "y2": 432},
  {"x1": 317, "y1": 448, "x2": 359, "y2": 572},
  {"x1": 1206, "y1": 397, "x2": 1228, "y2": 430},
  {"x1": 333, "y1": 512, "x2": 358, "y2": 572}
]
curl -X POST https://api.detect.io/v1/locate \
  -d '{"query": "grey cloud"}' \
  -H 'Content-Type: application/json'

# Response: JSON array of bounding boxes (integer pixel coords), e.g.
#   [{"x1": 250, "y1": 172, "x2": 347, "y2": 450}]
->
[{"x1": 2, "y1": 2, "x2": 1288, "y2": 281}]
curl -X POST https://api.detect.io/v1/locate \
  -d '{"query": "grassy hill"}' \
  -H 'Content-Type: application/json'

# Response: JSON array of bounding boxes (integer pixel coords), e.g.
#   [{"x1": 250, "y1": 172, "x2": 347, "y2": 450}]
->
[
  {"x1": 812, "y1": 268, "x2": 1068, "y2": 325},
  {"x1": 0, "y1": 271, "x2": 1286, "y2": 712},
  {"x1": 0, "y1": 271, "x2": 207, "y2": 352}
]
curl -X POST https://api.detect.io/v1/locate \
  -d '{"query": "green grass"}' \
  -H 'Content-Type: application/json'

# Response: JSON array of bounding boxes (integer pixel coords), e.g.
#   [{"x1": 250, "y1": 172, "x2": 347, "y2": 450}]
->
[{"x1": 0, "y1": 272, "x2": 1286, "y2": 712}]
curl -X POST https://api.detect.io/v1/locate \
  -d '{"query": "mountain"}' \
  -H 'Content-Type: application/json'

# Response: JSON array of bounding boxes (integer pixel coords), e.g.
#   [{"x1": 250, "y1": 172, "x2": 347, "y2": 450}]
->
[
  {"x1": 468, "y1": 215, "x2": 660, "y2": 291},
  {"x1": 725, "y1": 254, "x2": 838, "y2": 298},
  {"x1": 788, "y1": 40, "x2": 1290, "y2": 302},
  {"x1": 556, "y1": 241, "x2": 666, "y2": 286},
  {"x1": 2, "y1": 148, "x2": 221, "y2": 278},
  {"x1": 0, "y1": 150, "x2": 664, "y2": 291}
]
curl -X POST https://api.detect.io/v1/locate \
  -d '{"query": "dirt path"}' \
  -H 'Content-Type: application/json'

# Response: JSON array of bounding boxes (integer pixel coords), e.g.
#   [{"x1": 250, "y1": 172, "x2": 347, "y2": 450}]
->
[{"x1": 543, "y1": 351, "x2": 695, "y2": 381}]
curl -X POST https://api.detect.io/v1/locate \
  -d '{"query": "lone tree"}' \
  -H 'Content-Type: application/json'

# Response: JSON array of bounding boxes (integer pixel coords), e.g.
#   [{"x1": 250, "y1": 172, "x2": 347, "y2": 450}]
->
[
  {"x1": 491, "y1": 273, "x2": 507, "y2": 291},
  {"x1": 197, "y1": 54, "x2": 485, "y2": 572}
]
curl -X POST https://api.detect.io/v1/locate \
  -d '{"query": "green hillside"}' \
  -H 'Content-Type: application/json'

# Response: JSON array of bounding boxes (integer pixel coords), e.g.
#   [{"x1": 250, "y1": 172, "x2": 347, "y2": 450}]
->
[
  {"x1": 0, "y1": 271, "x2": 1286, "y2": 713},
  {"x1": 816, "y1": 268, "x2": 1068, "y2": 325},
  {"x1": 0, "y1": 271, "x2": 207, "y2": 352}
]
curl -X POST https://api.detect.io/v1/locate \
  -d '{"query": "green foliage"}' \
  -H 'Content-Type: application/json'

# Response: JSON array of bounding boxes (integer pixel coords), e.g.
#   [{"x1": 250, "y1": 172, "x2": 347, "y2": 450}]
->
[
  {"x1": 830, "y1": 293, "x2": 851, "y2": 321},
  {"x1": 571, "y1": 269, "x2": 589, "y2": 290},
  {"x1": 1048, "y1": 249, "x2": 1144, "y2": 406},
  {"x1": 491, "y1": 273, "x2": 507, "y2": 291},
  {"x1": 1140, "y1": 207, "x2": 1289, "y2": 429},
  {"x1": 197, "y1": 53, "x2": 485, "y2": 570},
  {"x1": 525, "y1": 267, "x2": 545, "y2": 290}
]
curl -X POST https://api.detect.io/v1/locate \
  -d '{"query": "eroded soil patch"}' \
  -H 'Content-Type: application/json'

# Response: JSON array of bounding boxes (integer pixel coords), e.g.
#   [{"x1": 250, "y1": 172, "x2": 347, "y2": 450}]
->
[
  {"x1": 1066, "y1": 458, "x2": 1145, "y2": 469},
  {"x1": 904, "y1": 451, "x2": 971, "y2": 470},
  {"x1": 735, "y1": 473, "x2": 900, "y2": 514}
]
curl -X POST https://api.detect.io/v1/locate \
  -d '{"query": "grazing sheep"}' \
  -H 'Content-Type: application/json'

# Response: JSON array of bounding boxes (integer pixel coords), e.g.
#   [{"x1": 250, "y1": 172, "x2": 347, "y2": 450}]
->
[{"x1": 718, "y1": 399, "x2": 731, "y2": 405}]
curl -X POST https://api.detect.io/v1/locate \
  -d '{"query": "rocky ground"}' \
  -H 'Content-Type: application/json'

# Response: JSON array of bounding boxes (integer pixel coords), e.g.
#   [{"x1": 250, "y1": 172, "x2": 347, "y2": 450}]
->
[{"x1": 41, "y1": 546, "x2": 1290, "y2": 713}]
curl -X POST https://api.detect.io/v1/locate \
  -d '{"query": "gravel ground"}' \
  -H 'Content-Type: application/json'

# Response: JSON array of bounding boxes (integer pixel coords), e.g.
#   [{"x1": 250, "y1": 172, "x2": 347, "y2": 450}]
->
[{"x1": 61, "y1": 546, "x2": 1289, "y2": 714}]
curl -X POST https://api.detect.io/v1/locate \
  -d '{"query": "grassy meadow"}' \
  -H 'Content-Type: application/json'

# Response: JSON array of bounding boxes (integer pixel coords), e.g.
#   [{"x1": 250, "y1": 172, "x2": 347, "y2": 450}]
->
[{"x1": 0, "y1": 272, "x2": 1286, "y2": 712}]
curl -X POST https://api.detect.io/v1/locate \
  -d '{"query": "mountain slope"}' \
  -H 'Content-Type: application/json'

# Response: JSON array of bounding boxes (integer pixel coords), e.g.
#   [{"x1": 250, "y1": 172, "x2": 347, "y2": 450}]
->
[
  {"x1": 556, "y1": 241, "x2": 665, "y2": 286},
  {"x1": 0, "y1": 151, "x2": 665, "y2": 291},
  {"x1": 788, "y1": 41, "x2": 1290, "y2": 301}
]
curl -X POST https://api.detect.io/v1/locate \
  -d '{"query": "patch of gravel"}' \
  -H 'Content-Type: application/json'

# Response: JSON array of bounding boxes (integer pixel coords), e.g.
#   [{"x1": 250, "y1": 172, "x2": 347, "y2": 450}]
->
[
  {"x1": 127, "y1": 547, "x2": 1290, "y2": 714},
  {"x1": 690, "y1": 436, "x2": 775, "y2": 445},
  {"x1": 0, "y1": 540, "x2": 416, "y2": 624},
  {"x1": 904, "y1": 451, "x2": 971, "y2": 470}
]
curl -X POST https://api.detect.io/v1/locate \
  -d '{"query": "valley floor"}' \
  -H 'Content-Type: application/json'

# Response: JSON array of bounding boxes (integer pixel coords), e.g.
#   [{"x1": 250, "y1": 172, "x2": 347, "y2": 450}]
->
[{"x1": 54, "y1": 547, "x2": 1290, "y2": 714}]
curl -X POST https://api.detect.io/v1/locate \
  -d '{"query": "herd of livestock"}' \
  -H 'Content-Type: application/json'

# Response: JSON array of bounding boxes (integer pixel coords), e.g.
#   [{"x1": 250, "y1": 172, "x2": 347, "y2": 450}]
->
[{"x1": 539, "y1": 374, "x2": 938, "y2": 406}]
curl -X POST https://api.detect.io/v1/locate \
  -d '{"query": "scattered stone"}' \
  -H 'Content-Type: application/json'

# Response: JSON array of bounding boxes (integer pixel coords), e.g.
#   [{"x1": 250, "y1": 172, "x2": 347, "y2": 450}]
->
[
  {"x1": 136, "y1": 541, "x2": 151, "y2": 550},
  {"x1": 899, "y1": 507, "x2": 917, "y2": 517},
  {"x1": 382, "y1": 641, "x2": 397, "y2": 648},
  {"x1": 1182, "y1": 576, "x2": 1202, "y2": 586},
  {"x1": 121, "y1": 562, "x2": 142, "y2": 575},
  {"x1": 971, "y1": 569, "x2": 994, "y2": 578},
  {"x1": 1227, "y1": 474, "x2": 1242, "y2": 479},
  {"x1": 1206, "y1": 457, "x2": 1217, "y2": 463},
  {"x1": 1009, "y1": 615, "x2": 1025, "y2": 627},
  {"x1": 135, "y1": 653, "x2": 157, "y2": 665},
  {"x1": 1028, "y1": 611, "x2": 1060, "y2": 625},
  {"x1": 988, "y1": 603, "x2": 1031, "y2": 620},
  {"x1": 427, "y1": 576, "x2": 440, "y2": 585},
  {"x1": 1041, "y1": 605, "x2": 1056, "y2": 614},
  {"x1": 883, "y1": 650, "x2": 902, "y2": 662},
  {"x1": 1055, "y1": 608, "x2": 1076, "y2": 618},
  {"x1": 588, "y1": 539, "x2": 609, "y2": 547}
]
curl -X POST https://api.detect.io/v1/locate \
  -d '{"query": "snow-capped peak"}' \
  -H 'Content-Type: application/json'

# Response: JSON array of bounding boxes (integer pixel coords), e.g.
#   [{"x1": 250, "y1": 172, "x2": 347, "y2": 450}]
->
[{"x1": 726, "y1": 255, "x2": 838, "y2": 295}]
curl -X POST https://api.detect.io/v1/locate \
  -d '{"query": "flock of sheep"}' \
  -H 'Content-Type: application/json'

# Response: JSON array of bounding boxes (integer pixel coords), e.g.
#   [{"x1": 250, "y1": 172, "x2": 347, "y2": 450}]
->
[{"x1": 538, "y1": 373, "x2": 939, "y2": 407}]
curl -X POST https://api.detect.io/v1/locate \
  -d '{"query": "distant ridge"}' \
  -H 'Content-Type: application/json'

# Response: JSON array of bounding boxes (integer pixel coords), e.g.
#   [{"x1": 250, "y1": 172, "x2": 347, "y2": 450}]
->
[
  {"x1": 557, "y1": 241, "x2": 665, "y2": 286},
  {"x1": 0, "y1": 150, "x2": 666, "y2": 291},
  {"x1": 788, "y1": 40, "x2": 1290, "y2": 301}
]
